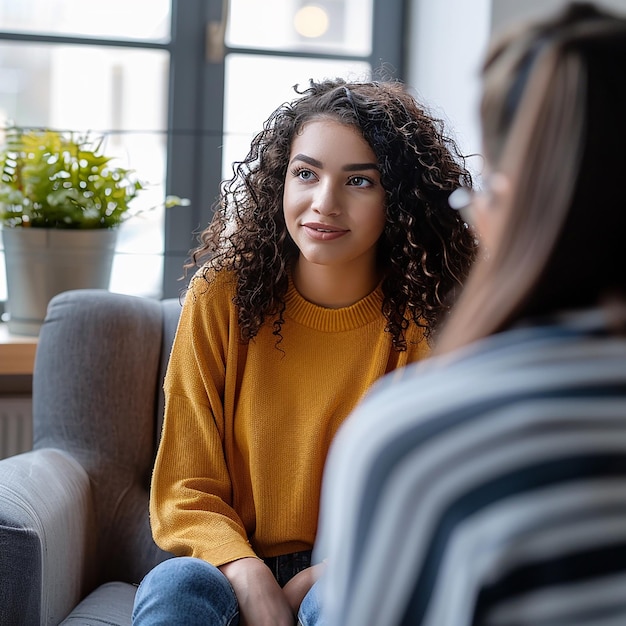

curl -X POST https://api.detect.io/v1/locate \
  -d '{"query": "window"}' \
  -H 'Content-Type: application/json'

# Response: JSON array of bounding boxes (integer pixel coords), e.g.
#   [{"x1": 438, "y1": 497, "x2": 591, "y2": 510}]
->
[
  {"x1": 0, "y1": 0, "x2": 405, "y2": 302},
  {"x1": 0, "y1": 0, "x2": 170, "y2": 299},
  {"x1": 222, "y1": 0, "x2": 373, "y2": 173}
]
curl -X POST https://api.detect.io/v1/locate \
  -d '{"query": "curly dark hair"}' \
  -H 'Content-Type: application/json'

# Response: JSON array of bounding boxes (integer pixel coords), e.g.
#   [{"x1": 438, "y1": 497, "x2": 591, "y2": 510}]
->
[{"x1": 188, "y1": 78, "x2": 477, "y2": 350}]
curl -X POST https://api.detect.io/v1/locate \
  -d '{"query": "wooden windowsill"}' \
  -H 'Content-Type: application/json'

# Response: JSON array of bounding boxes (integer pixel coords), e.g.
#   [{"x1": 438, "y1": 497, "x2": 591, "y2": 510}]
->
[{"x1": 0, "y1": 324, "x2": 38, "y2": 375}]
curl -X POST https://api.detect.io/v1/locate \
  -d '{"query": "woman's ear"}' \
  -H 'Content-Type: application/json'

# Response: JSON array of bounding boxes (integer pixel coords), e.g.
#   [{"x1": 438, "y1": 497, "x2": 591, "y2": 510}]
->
[{"x1": 472, "y1": 172, "x2": 512, "y2": 251}]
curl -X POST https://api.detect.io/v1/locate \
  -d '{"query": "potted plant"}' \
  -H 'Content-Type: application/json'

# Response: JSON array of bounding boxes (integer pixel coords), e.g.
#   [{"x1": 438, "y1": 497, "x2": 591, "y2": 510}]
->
[{"x1": 0, "y1": 126, "x2": 185, "y2": 335}]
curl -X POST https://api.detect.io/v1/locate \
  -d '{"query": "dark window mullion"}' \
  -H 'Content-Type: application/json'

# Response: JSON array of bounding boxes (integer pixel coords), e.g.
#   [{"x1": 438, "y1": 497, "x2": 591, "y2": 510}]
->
[
  {"x1": 370, "y1": 0, "x2": 407, "y2": 79},
  {"x1": 224, "y1": 45, "x2": 370, "y2": 63},
  {"x1": 0, "y1": 30, "x2": 170, "y2": 50},
  {"x1": 163, "y1": 0, "x2": 225, "y2": 298}
]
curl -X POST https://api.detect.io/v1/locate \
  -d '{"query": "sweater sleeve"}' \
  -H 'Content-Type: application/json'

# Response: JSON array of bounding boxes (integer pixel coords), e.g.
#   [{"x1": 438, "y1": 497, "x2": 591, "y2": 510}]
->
[{"x1": 149, "y1": 272, "x2": 258, "y2": 566}]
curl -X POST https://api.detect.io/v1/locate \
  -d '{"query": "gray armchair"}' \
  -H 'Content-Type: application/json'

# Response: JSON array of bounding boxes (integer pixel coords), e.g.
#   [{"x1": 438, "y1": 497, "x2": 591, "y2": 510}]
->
[{"x1": 0, "y1": 289, "x2": 182, "y2": 625}]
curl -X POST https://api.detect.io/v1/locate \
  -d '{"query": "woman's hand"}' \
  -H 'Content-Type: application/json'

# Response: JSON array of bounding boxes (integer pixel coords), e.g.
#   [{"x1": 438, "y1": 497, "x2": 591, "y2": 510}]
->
[
  {"x1": 282, "y1": 561, "x2": 327, "y2": 616},
  {"x1": 219, "y1": 557, "x2": 295, "y2": 626}
]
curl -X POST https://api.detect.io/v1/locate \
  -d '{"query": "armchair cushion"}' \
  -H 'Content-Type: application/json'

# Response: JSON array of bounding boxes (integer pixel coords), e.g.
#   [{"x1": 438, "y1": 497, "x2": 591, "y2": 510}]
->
[{"x1": 60, "y1": 582, "x2": 137, "y2": 625}]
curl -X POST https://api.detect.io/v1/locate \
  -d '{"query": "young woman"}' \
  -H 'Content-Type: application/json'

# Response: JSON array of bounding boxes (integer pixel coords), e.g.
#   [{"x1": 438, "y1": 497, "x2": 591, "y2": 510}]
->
[
  {"x1": 314, "y1": 5, "x2": 626, "y2": 626},
  {"x1": 132, "y1": 78, "x2": 476, "y2": 625}
]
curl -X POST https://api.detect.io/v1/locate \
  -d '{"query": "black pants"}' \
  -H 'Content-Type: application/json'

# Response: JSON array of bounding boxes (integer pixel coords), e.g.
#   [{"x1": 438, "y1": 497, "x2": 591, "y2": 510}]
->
[{"x1": 263, "y1": 550, "x2": 313, "y2": 587}]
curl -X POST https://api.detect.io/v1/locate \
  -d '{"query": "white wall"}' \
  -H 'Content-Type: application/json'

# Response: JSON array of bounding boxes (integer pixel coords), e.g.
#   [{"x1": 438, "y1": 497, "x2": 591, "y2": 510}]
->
[
  {"x1": 404, "y1": 0, "x2": 626, "y2": 179},
  {"x1": 405, "y1": 0, "x2": 491, "y2": 176}
]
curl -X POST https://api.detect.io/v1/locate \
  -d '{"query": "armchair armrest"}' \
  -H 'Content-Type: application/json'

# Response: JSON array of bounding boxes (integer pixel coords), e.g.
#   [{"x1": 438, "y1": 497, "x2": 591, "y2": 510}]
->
[{"x1": 0, "y1": 448, "x2": 95, "y2": 625}]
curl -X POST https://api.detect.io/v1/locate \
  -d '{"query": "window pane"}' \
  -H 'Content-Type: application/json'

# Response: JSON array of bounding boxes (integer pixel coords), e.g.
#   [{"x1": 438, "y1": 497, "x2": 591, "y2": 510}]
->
[
  {"x1": 223, "y1": 54, "x2": 370, "y2": 179},
  {"x1": 0, "y1": 42, "x2": 169, "y2": 300},
  {"x1": 227, "y1": 0, "x2": 372, "y2": 55},
  {"x1": 0, "y1": 0, "x2": 171, "y2": 41}
]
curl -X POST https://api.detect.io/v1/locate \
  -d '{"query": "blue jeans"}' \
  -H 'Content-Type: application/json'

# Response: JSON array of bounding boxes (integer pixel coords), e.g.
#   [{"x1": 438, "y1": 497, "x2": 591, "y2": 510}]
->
[{"x1": 132, "y1": 556, "x2": 324, "y2": 625}]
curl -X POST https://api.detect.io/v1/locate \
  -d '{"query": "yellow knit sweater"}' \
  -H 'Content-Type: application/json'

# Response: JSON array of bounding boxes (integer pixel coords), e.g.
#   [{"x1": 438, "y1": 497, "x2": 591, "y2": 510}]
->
[{"x1": 150, "y1": 270, "x2": 429, "y2": 566}]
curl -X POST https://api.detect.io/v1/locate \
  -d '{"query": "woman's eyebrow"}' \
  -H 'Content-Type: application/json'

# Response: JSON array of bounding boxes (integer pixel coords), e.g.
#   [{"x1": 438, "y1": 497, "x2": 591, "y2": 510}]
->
[
  {"x1": 289, "y1": 153, "x2": 379, "y2": 172},
  {"x1": 342, "y1": 162, "x2": 379, "y2": 172},
  {"x1": 289, "y1": 153, "x2": 323, "y2": 168}
]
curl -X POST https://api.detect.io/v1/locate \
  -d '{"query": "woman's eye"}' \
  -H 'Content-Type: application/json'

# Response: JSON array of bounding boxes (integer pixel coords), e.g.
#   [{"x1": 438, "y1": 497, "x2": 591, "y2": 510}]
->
[
  {"x1": 349, "y1": 176, "x2": 372, "y2": 187},
  {"x1": 296, "y1": 168, "x2": 314, "y2": 181}
]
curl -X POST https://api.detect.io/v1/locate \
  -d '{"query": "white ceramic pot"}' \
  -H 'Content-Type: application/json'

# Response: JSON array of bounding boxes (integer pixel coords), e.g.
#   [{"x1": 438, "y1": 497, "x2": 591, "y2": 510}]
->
[{"x1": 2, "y1": 227, "x2": 118, "y2": 336}]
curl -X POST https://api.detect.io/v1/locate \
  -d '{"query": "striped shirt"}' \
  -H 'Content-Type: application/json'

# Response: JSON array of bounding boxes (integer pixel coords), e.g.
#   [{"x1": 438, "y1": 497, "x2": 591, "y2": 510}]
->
[{"x1": 315, "y1": 308, "x2": 626, "y2": 626}]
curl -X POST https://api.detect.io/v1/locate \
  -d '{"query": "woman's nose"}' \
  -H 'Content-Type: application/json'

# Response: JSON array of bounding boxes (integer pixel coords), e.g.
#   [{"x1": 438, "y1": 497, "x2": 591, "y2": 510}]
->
[{"x1": 312, "y1": 182, "x2": 340, "y2": 216}]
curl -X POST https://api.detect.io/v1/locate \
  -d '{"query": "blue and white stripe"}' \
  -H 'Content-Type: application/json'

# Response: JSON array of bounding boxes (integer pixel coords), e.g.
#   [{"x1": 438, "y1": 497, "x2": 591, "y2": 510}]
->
[{"x1": 315, "y1": 310, "x2": 626, "y2": 626}]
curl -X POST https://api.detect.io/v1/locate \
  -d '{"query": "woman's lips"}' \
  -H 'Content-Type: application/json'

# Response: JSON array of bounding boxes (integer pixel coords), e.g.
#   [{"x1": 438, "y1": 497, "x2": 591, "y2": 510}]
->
[{"x1": 302, "y1": 222, "x2": 348, "y2": 241}]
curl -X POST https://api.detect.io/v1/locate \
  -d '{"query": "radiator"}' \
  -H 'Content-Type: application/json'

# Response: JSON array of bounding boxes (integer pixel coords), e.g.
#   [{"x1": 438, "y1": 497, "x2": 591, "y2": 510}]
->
[{"x1": 0, "y1": 397, "x2": 33, "y2": 459}]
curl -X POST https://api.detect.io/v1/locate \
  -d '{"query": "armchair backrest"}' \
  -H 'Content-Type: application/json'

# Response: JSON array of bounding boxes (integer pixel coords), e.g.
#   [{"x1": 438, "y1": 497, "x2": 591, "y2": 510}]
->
[{"x1": 32, "y1": 289, "x2": 181, "y2": 586}]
